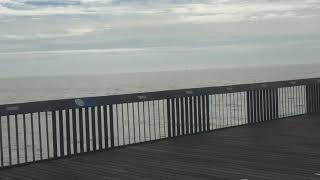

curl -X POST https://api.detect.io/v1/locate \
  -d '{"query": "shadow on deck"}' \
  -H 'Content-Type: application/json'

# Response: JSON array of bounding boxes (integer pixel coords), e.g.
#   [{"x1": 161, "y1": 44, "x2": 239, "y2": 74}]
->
[{"x1": 0, "y1": 114, "x2": 320, "y2": 180}]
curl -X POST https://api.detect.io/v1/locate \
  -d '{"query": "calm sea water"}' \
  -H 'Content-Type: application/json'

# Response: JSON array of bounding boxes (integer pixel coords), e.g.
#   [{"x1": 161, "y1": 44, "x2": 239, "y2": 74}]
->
[{"x1": 0, "y1": 63, "x2": 320, "y2": 105}]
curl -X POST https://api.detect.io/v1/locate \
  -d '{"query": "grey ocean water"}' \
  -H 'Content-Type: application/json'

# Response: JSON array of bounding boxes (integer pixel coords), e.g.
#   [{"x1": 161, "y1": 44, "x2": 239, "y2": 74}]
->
[
  {"x1": 0, "y1": 63, "x2": 319, "y2": 166},
  {"x1": 0, "y1": 63, "x2": 319, "y2": 104}
]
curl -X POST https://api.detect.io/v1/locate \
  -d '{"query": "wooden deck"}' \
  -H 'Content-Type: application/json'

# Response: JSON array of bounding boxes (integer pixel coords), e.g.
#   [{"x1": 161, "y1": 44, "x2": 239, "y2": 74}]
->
[{"x1": 0, "y1": 114, "x2": 320, "y2": 180}]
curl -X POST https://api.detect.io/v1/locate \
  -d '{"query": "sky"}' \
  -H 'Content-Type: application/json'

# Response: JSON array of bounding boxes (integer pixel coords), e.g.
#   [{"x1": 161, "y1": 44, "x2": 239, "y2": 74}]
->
[{"x1": 0, "y1": 0, "x2": 320, "y2": 77}]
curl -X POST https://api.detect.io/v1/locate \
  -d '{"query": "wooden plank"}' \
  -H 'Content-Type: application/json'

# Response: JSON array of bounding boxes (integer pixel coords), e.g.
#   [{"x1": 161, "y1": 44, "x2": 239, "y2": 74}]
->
[{"x1": 1, "y1": 114, "x2": 320, "y2": 180}]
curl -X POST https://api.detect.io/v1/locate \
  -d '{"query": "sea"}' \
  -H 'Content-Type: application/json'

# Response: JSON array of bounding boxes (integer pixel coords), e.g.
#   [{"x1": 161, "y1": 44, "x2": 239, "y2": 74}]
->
[{"x1": 0, "y1": 63, "x2": 319, "y2": 105}]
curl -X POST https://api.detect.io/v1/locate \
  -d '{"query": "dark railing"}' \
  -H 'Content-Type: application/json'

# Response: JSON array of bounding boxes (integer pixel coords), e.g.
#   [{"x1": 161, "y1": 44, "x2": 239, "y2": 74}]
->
[{"x1": 0, "y1": 78, "x2": 320, "y2": 169}]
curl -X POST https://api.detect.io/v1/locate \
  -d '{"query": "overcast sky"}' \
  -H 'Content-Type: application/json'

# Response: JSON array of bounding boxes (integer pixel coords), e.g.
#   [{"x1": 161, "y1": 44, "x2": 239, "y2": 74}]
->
[{"x1": 0, "y1": 0, "x2": 320, "y2": 77}]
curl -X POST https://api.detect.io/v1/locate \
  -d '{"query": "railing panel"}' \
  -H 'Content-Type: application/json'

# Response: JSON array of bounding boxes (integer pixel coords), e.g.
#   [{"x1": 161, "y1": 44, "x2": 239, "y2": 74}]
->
[{"x1": 0, "y1": 78, "x2": 319, "y2": 169}]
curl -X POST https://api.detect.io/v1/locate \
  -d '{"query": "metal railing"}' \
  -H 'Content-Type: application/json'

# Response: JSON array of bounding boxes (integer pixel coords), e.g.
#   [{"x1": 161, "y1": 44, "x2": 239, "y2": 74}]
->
[{"x1": 0, "y1": 78, "x2": 320, "y2": 169}]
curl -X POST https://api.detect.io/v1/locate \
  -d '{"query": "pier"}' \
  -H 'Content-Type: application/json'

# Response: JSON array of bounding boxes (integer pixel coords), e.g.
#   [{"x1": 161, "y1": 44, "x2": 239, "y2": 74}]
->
[{"x1": 0, "y1": 78, "x2": 320, "y2": 179}]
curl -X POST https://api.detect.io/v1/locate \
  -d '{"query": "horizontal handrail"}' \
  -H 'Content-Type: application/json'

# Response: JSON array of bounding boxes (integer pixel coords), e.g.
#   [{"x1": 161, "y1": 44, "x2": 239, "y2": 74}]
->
[{"x1": 1, "y1": 78, "x2": 320, "y2": 116}]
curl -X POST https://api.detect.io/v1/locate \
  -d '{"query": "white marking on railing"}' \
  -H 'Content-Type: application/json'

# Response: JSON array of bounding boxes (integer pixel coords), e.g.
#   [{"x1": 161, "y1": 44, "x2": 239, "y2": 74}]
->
[
  {"x1": 185, "y1": 91, "x2": 194, "y2": 95},
  {"x1": 6, "y1": 106, "x2": 19, "y2": 111},
  {"x1": 227, "y1": 87, "x2": 233, "y2": 91},
  {"x1": 138, "y1": 95, "x2": 147, "y2": 100},
  {"x1": 261, "y1": 84, "x2": 268, "y2": 88},
  {"x1": 290, "y1": 81, "x2": 297, "y2": 85},
  {"x1": 75, "y1": 99, "x2": 85, "y2": 107}
]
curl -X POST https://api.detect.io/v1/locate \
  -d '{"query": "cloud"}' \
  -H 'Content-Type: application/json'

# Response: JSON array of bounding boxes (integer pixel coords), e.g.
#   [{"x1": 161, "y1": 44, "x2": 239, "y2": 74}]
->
[
  {"x1": 0, "y1": 48, "x2": 146, "y2": 55},
  {"x1": 0, "y1": 27, "x2": 101, "y2": 39},
  {"x1": 0, "y1": 0, "x2": 319, "y2": 25}
]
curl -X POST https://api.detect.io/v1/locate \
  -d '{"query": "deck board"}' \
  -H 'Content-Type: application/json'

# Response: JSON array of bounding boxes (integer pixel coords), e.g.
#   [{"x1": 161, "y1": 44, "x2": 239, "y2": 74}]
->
[{"x1": 1, "y1": 114, "x2": 320, "y2": 180}]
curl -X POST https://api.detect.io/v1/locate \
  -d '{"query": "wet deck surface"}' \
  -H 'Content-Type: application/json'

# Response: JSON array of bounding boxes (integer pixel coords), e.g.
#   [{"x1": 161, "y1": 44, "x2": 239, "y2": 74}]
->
[{"x1": 0, "y1": 114, "x2": 320, "y2": 180}]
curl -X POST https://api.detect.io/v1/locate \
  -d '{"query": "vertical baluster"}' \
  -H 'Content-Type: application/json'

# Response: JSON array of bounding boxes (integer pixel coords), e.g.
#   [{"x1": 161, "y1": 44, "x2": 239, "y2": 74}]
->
[
  {"x1": 224, "y1": 94, "x2": 228, "y2": 127},
  {"x1": 30, "y1": 113, "x2": 35, "y2": 161},
  {"x1": 230, "y1": 93, "x2": 233, "y2": 126},
  {"x1": 23, "y1": 114, "x2": 27, "y2": 162},
  {"x1": 138, "y1": 102, "x2": 142, "y2": 142},
  {"x1": 202, "y1": 95, "x2": 206, "y2": 131},
  {"x1": 263, "y1": 90, "x2": 267, "y2": 121},
  {"x1": 275, "y1": 88, "x2": 279, "y2": 119},
  {"x1": 109, "y1": 105, "x2": 114, "y2": 148},
  {"x1": 206, "y1": 95, "x2": 210, "y2": 131},
  {"x1": 116, "y1": 105, "x2": 120, "y2": 146},
  {"x1": 180, "y1": 98, "x2": 185, "y2": 135},
  {"x1": 189, "y1": 96, "x2": 194, "y2": 134},
  {"x1": 65, "y1": 110, "x2": 71, "y2": 156},
  {"x1": 85, "y1": 108, "x2": 90, "y2": 152},
  {"x1": 176, "y1": 98, "x2": 180, "y2": 136},
  {"x1": 15, "y1": 114, "x2": 20, "y2": 164},
  {"x1": 166, "y1": 99, "x2": 171, "y2": 138},
  {"x1": 103, "y1": 106, "x2": 113, "y2": 149},
  {"x1": 133, "y1": 103, "x2": 137, "y2": 143},
  {"x1": 128, "y1": 103, "x2": 131, "y2": 144},
  {"x1": 215, "y1": 95, "x2": 218, "y2": 128},
  {"x1": 7, "y1": 115, "x2": 12, "y2": 165},
  {"x1": 38, "y1": 112, "x2": 42, "y2": 160},
  {"x1": 162, "y1": 101, "x2": 166, "y2": 138},
  {"x1": 0, "y1": 115, "x2": 3, "y2": 166},
  {"x1": 236, "y1": 93, "x2": 240, "y2": 125},
  {"x1": 79, "y1": 108, "x2": 84, "y2": 153},
  {"x1": 218, "y1": 95, "x2": 222, "y2": 128},
  {"x1": 52, "y1": 111, "x2": 57, "y2": 158},
  {"x1": 121, "y1": 104, "x2": 125, "y2": 145},
  {"x1": 247, "y1": 91, "x2": 252, "y2": 124},
  {"x1": 306, "y1": 85, "x2": 311, "y2": 114},
  {"x1": 45, "y1": 112, "x2": 50, "y2": 158},
  {"x1": 266, "y1": 89, "x2": 271, "y2": 121},
  {"x1": 142, "y1": 102, "x2": 146, "y2": 141},
  {"x1": 72, "y1": 109, "x2": 77, "y2": 154},
  {"x1": 171, "y1": 99, "x2": 176, "y2": 137},
  {"x1": 152, "y1": 101, "x2": 156, "y2": 140},
  {"x1": 315, "y1": 83, "x2": 320, "y2": 112},
  {"x1": 157, "y1": 101, "x2": 160, "y2": 139},
  {"x1": 185, "y1": 97, "x2": 189, "y2": 135},
  {"x1": 198, "y1": 96, "x2": 202, "y2": 132},
  {"x1": 97, "y1": 106, "x2": 102, "y2": 150},
  {"x1": 59, "y1": 110, "x2": 64, "y2": 157},
  {"x1": 259, "y1": 90, "x2": 264, "y2": 122},
  {"x1": 193, "y1": 96, "x2": 198, "y2": 133},
  {"x1": 91, "y1": 107, "x2": 96, "y2": 151},
  {"x1": 147, "y1": 101, "x2": 151, "y2": 140}
]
